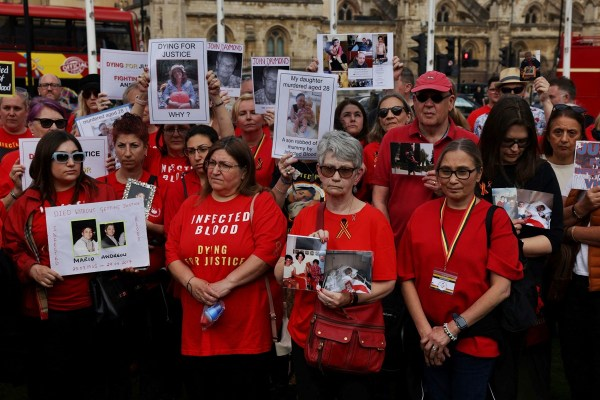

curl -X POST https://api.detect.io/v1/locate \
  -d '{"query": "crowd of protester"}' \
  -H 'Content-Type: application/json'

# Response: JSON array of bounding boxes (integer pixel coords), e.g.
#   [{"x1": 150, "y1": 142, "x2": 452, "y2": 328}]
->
[{"x1": 0, "y1": 49, "x2": 599, "y2": 400}]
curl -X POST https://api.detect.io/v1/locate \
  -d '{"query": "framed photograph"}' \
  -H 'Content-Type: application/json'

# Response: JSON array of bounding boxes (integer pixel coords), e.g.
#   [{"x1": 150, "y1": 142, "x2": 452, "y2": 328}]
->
[
  {"x1": 518, "y1": 50, "x2": 541, "y2": 81},
  {"x1": 123, "y1": 178, "x2": 156, "y2": 217}
]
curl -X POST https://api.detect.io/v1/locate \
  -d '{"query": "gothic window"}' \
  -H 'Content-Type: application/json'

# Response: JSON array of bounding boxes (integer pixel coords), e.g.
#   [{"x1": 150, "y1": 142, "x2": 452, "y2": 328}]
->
[
  {"x1": 267, "y1": 29, "x2": 285, "y2": 57},
  {"x1": 525, "y1": 7, "x2": 540, "y2": 24},
  {"x1": 339, "y1": 2, "x2": 353, "y2": 21},
  {"x1": 437, "y1": 5, "x2": 450, "y2": 23}
]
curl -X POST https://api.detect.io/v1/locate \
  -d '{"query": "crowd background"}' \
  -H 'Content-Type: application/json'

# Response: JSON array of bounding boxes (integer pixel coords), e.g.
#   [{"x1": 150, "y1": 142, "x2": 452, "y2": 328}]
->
[{"x1": 0, "y1": 38, "x2": 598, "y2": 400}]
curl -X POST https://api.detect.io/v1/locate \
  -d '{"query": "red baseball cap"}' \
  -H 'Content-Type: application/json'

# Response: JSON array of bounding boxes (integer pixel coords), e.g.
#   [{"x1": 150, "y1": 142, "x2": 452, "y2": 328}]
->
[{"x1": 411, "y1": 71, "x2": 453, "y2": 93}]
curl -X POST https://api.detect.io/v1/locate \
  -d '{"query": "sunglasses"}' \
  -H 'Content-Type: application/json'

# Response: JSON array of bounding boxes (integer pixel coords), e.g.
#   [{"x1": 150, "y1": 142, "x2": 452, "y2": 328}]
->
[
  {"x1": 501, "y1": 138, "x2": 529, "y2": 148},
  {"x1": 318, "y1": 165, "x2": 357, "y2": 179},
  {"x1": 414, "y1": 92, "x2": 452, "y2": 103},
  {"x1": 378, "y1": 106, "x2": 404, "y2": 118},
  {"x1": 500, "y1": 86, "x2": 525, "y2": 95},
  {"x1": 34, "y1": 118, "x2": 67, "y2": 129},
  {"x1": 552, "y1": 104, "x2": 587, "y2": 115},
  {"x1": 51, "y1": 151, "x2": 86, "y2": 163},
  {"x1": 82, "y1": 88, "x2": 99, "y2": 99}
]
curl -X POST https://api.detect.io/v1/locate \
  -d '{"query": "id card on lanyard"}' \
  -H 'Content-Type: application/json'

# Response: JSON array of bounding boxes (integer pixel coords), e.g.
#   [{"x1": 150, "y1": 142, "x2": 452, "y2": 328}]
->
[{"x1": 430, "y1": 196, "x2": 476, "y2": 295}]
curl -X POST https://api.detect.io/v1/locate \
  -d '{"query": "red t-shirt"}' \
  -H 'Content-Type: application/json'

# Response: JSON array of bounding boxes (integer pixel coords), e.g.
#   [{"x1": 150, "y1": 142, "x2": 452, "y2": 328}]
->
[
  {"x1": 163, "y1": 171, "x2": 202, "y2": 236},
  {"x1": 286, "y1": 203, "x2": 397, "y2": 348},
  {"x1": 466, "y1": 105, "x2": 491, "y2": 132},
  {"x1": 0, "y1": 149, "x2": 19, "y2": 197},
  {"x1": 372, "y1": 119, "x2": 479, "y2": 244},
  {"x1": 143, "y1": 147, "x2": 191, "y2": 188},
  {"x1": 0, "y1": 127, "x2": 33, "y2": 160},
  {"x1": 249, "y1": 134, "x2": 275, "y2": 188},
  {"x1": 357, "y1": 141, "x2": 380, "y2": 202},
  {"x1": 165, "y1": 191, "x2": 287, "y2": 356},
  {"x1": 397, "y1": 198, "x2": 523, "y2": 357}
]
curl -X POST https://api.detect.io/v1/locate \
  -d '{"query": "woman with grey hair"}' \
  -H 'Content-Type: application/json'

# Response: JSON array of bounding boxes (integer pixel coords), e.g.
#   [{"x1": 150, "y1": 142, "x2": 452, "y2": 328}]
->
[{"x1": 275, "y1": 130, "x2": 397, "y2": 398}]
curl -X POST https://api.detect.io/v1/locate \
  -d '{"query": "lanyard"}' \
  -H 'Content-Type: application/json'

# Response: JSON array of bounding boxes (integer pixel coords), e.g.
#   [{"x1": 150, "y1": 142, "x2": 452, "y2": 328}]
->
[
  {"x1": 439, "y1": 196, "x2": 477, "y2": 270},
  {"x1": 252, "y1": 134, "x2": 265, "y2": 160}
]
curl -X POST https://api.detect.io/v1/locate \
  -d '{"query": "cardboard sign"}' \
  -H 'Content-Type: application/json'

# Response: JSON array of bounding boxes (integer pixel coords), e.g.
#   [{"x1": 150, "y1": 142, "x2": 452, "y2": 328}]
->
[
  {"x1": 46, "y1": 198, "x2": 149, "y2": 276},
  {"x1": 148, "y1": 38, "x2": 209, "y2": 124},
  {"x1": 100, "y1": 49, "x2": 148, "y2": 100}
]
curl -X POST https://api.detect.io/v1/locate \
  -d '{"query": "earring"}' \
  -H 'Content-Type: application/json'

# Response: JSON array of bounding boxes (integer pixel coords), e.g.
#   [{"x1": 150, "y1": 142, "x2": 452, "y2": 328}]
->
[{"x1": 352, "y1": 185, "x2": 357, "y2": 194}]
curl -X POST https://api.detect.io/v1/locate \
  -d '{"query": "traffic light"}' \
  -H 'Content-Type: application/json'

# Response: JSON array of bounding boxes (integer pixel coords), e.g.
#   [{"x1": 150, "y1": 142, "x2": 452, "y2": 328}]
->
[
  {"x1": 500, "y1": 46, "x2": 511, "y2": 67},
  {"x1": 462, "y1": 51, "x2": 472, "y2": 67},
  {"x1": 446, "y1": 37, "x2": 455, "y2": 61},
  {"x1": 410, "y1": 33, "x2": 427, "y2": 75}
]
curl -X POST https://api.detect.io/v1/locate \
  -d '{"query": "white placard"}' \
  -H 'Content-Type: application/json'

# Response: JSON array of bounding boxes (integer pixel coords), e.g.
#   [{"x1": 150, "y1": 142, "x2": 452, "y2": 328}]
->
[
  {"x1": 19, "y1": 136, "x2": 109, "y2": 190},
  {"x1": 46, "y1": 198, "x2": 149, "y2": 276},
  {"x1": 272, "y1": 70, "x2": 337, "y2": 160},
  {"x1": 148, "y1": 38, "x2": 209, "y2": 124},
  {"x1": 207, "y1": 42, "x2": 244, "y2": 98},
  {"x1": 75, "y1": 104, "x2": 132, "y2": 138},
  {"x1": 317, "y1": 33, "x2": 394, "y2": 91},
  {"x1": 251, "y1": 57, "x2": 290, "y2": 114},
  {"x1": 100, "y1": 49, "x2": 149, "y2": 100}
]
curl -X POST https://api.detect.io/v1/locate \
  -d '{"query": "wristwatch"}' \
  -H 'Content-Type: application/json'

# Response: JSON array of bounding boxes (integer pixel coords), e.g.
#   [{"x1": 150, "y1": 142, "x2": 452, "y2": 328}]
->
[{"x1": 452, "y1": 313, "x2": 469, "y2": 331}]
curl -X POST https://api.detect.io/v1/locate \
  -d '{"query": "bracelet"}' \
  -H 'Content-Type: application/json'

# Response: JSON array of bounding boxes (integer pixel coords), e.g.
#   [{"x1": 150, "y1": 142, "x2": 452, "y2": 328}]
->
[
  {"x1": 572, "y1": 204, "x2": 584, "y2": 220},
  {"x1": 135, "y1": 95, "x2": 148, "y2": 106},
  {"x1": 280, "y1": 175, "x2": 292, "y2": 185},
  {"x1": 212, "y1": 100, "x2": 224, "y2": 108},
  {"x1": 185, "y1": 276, "x2": 195, "y2": 294},
  {"x1": 272, "y1": 185, "x2": 287, "y2": 195},
  {"x1": 443, "y1": 322, "x2": 458, "y2": 341},
  {"x1": 571, "y1": 226, "x2": 578, "y2": 242},
  {"x1": 9, "y1": 190, "x2": 18, "y2": 200}
]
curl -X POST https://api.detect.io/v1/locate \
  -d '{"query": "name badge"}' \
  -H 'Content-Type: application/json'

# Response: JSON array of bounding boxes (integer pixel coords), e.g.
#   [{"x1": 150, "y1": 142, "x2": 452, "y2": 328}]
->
[{"x1": 430, "y1": 269, "x2": 458, "y2": 295}]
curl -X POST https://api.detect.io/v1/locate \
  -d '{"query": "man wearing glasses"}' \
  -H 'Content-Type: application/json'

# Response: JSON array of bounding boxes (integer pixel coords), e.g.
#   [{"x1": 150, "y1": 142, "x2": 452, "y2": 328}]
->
[
  {"x1": 467, "y1": 75, "x2": 500, "y2": 130},
  {"x1": 37, "y1": 74, "x2": 62, "y2": 101},
  {"x1": 473, "y1": 67, "x2": 548, "y2": 137}
]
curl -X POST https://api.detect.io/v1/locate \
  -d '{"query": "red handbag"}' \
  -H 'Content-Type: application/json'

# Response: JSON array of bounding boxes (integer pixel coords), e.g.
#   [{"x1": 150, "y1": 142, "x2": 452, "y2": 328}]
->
[{"x1": 304, "y1": 299, "x2": 386, "y2": 374}]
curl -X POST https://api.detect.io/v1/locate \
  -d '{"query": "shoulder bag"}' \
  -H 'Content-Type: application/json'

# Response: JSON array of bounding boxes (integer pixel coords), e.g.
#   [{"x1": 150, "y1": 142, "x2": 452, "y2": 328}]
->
[{"x1": 303, "y1": 202, "x2": 386, "y2": 374}]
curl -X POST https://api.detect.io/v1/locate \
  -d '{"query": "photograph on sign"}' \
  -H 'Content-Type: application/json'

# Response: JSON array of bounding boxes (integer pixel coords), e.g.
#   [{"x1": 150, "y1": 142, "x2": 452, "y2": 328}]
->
[
  {"x1": 572, "y1": 140, "x2": 600, "y2": 190},
  {"x1": 272, "y1": 70, "x2": 336, "y2": 160},
  {"x1": 207, "y1": 42, "x2": 244, "y2": 98},
  {"x1": 518, "y1": 49, "x2": 541, "y2": 81},
  {"x1": 0, "y1": 61, "x2": 15, "y2": 97},
  {"x1": 123, "y1": 178, "x2": 157, "y2": 218},
  {"x1": 316, "y1": 33, "x2": 394, "y2": 90},
  {"x1": 100, "y1": 49, "x2": 148, "y2": 100},
  {"x1": 148, "y1": 38, "x2": 209, "y2": 124},
  {"x1": 19, "y1": 136, "x2": 109, "y2": 190},
  {"x1": 251, "y1": 57, "x2": 290, "y2": 114},
  {"x1": 75, "y1": 104, "x2": 130, "y2": 160},
  {"x1": 46, "y1": 198, "x2": 149, "y2": 276}
]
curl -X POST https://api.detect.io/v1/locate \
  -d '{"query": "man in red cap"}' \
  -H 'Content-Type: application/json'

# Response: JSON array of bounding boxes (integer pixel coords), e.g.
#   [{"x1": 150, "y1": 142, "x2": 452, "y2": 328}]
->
[{"x1": 372, "y1": 70, "x2": 478, "y2": 244}]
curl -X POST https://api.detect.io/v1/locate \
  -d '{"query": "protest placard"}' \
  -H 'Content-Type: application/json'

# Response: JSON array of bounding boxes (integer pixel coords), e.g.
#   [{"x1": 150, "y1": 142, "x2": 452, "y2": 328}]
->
[
  {"x1": 251, "y1": 57, "x2": 290, "y2": 114},
  {"x1": 0, "y1": 61, "x2": 15, "y2": 97},
  {"x1": 272, "y1": 70, "x2": 336, "y2": 160},
  {"x1": 19, "y1": 136, "x2": 109, "y2": 190},
  {"x1": 148, "y1": 38, "x2": 209, "y2": 124},
  {"x1": 207, "y1": 42, "x2": 244, "y2": 98},
  {"x1": 572, "y1": 140, "x2": 600, "y2": 189},
  {"x1": 46, "y1": 198, "x2": 149, "y2": 276},
  {"x1": 317, "y1": 33, "x2": 394, "y2": 90},
  {"x1": 75, "y1": 104, "x2": 132, "y2": 138},
  {"x1": 100, "y1": 49, "x2": 148, "y2": 100}
]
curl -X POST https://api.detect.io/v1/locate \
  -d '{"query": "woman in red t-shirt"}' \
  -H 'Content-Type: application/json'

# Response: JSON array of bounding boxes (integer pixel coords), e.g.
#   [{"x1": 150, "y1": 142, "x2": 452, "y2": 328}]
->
[
  {"x1": 3, "y1": 130, "x2": 117, "y2": 399},
  {"x1": 274, "y1": 130, "x2": 397, "y2": 398},
  {"x1": 398, "y1": 139, "x2": 523, "y2": 400},
  {"x1": 166, "y1": 136, "x2": 286, "y2": 398}
]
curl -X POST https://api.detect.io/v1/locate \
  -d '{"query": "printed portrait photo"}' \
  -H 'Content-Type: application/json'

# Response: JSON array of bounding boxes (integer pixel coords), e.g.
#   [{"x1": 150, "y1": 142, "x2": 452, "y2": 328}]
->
[
  {"x1": 71, "y1": 219, "x2": 99, "y2": 257},
  {"x1": 285, "y1": 90, "x2": 321, "y2": 140},
  {"x1": 123, "y1": 179, "x2": 157, "y2": 217},
  {"x1": 99, "y1": 221, "x2": 126, "y2": 248},
  {"x1": 207, "y1": 51, "x2": 243, "y2": 89},
  {"x1": 156, "y1": 59, "x2": 200, "y2": 110}
]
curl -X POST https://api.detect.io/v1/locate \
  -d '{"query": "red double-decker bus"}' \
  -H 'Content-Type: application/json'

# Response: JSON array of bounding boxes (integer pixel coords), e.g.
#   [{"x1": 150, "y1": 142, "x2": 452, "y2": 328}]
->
[{"x1": 0, "y1": 3, "x2": 138, "y2": 90}]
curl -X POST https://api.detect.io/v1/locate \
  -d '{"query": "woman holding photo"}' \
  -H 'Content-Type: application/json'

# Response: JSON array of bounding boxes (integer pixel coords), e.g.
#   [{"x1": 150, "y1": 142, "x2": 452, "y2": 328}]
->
[
  {"x1": 274, "y1": 130, "x2": 396, "y2": 399},
  {"x1": 3, "y1": 130, "x2": 116, "y2": 399},
  {"x1": 478, "y1": 96, "x2": 563, "y2": 400}
]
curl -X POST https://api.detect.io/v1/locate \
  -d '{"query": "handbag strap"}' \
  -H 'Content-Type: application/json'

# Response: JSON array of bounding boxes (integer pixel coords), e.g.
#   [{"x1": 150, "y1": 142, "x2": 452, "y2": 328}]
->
[
  {"x1": 249, "y1": 192, "x2": 279, "y2": 342},
  {"x1": 316, "y1": 201, "x2": 326, "y2": 231},
  {"x1": 24, "y1": 209, "x2": 48, "y2": 321}
]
